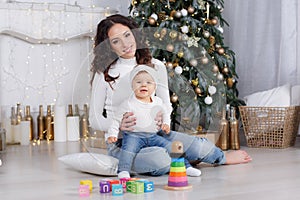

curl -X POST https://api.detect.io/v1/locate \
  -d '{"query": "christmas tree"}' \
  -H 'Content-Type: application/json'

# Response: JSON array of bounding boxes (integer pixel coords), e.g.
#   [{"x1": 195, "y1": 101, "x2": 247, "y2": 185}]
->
[{"x1": 129, "y1": 0, "x2": 245, "y2": 132}]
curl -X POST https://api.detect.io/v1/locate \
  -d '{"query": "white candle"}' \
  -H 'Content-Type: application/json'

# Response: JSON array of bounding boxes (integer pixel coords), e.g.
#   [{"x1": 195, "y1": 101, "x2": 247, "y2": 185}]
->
[
  {"x1": 66, "y1": 116, "x2": 80, "y2": 141},
  {"x1": 54, "y1": 105, "x2": 67, "y2": 142},
  {"x1": 20, "y1": 121, "x2": 30, "y2": 145}
]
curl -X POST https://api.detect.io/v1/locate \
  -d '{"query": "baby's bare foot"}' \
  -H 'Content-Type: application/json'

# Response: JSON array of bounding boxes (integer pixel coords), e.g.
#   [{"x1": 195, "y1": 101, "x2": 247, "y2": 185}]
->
[{"x1": 224, "y1": 150, "x2": 252, "y2": 164}]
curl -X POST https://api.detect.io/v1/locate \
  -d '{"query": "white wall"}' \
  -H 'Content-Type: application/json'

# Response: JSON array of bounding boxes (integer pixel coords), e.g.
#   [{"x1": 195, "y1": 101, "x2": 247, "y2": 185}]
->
[{"x1": 0, "y1": 1, "x2": 118, "y2": 123}]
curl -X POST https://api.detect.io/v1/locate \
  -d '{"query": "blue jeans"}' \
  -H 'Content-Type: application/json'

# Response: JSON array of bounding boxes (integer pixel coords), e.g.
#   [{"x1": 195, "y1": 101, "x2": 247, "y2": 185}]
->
[
  {"x1": 118, "y1": 131, "x2": 192, "y2": 173},
  {"x1": 107, "y1": 131, "x2": 225, "y2": 176}
]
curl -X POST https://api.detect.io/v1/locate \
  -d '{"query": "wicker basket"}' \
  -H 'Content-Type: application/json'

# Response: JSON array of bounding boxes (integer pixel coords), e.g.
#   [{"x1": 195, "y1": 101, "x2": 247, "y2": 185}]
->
[{"x1": 239, "y1": 106, "x2": 300, "y2": 148}]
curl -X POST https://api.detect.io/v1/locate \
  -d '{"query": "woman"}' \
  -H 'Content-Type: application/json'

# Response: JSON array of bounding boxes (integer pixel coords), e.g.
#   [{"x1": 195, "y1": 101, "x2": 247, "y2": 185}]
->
[{"x1": 89, "y1": 14, "x2": 251, "y2": 176}]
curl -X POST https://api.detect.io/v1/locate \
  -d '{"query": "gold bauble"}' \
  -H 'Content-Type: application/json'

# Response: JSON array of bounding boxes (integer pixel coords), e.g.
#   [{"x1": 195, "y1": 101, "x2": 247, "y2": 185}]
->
[
  {"x1": 166, "y1": 44, "x2": 174, "y2": 52},
  {"x1": 170, "y1": 10, "x2": 177, "y2": 17},
  {"x1": 148, "y1": 17, "x2": 156, "y2": 25},
  {"x1": 177, "y1": 51, "x2": 184, "y2": 58},
  {"x1": 172, "y1": 62, "x2": 179, "y2": 67},
  {"x1": 187, "y1": 6, "x2": 195, "y2": 14},
  {"x1": 211, "y1": 18, "x2": 218, "y2": 25},
  {"x1": 191, "y1": 79, "x2": 198, "y2": 86},
  {"x1": 222, "y1": 66, "x2": 229, "y2": 74},
  {"x1": 169, "y1": 30, "x2": 178, "y2": 39},
  {"x1": 171, "y1": 94, "x2": 179, "y2": 103},
  {"x1": 212, "y1": 65, "x2": 219, "y2": 73},
  {"x1": 166, "y1": 62, "x2": 173, "y2": 69},
  {"x1": 195, "y1": 87, "x2": 202, "y2": 94},
  {"x1": 227, "y1": 78, "x2": 234, "y2": 88},
  {"x1": 175, "y1": 11, "x2": 182, "y2": 18},
  {"x1": 197, "y1": 125, "x2": 203, "y2": 133},
  {"x1": 209, "y1": 36, "x2": 216, "y2": 45},
  {"x1": 217, "y1": 47, "x2": 225, "y2": 55},
  {"x1": 201, "y1": 56, "x2": 209, "y2": 64},
  {"x1": 154, "y1": 31, "x2": 160, "y2": 38}
]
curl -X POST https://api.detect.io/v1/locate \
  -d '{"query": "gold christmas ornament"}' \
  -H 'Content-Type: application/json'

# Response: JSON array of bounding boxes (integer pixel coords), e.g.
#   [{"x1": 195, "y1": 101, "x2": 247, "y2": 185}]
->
[
  {"x1": 217, "y1": 73, "x2": 224, "y2": 81},
  {"x1": 222, "y1": 66, "x2": 229, "y2": 74},
  {"x1": 188, "y1": 6, "x2": 195, "y2": 14},
  {"x1": 195, "y1": 87, "x2": 202, "y2": 94},
  {"x1": 209, "y1": 36, "x2": 216, "y2": 45},
  {"x1": 170, "y1": 10, "x2": 177, "y2": 17},
  {"x1": 177, "y1": 51, "x2": 184, "y2": 58},
  {"x1": 175, "y1": 10, "x2": 182, "y2": 18},
  {"x1": 197, "y1": 125, "x2": 203, "y2": 133},
  {"x1": 212, "y1": 65, "x2": 219, "y2": 73},
  {"x1": 211, "y1": 18, "x2": 218, "y2": 25},
  {"x1": 166, "y1": 44, "x2": 174, "y2": 52},
  {"x1": 154, "y1": 31, "x2": 160, "y2": 38},
  {"x1": 171, "y1": 93, "x2": 179, "y2": 103},
  {"x1": 201, "y1": 56, "x2": 209, "y2": 64},
  {"x1": 172, "y1": 62, "x2": 179, "y2": 67},
  {"x1": 191, "y1": 78, "x2": 198, "y2": 86},
  {"x1": 169, "y1": 30, "x2": 178, "y2": 39},
  {"x1": 148, "y1": 17, "x2": 156, "y2": 25},
  {"x1": 217, "y1": 47, "x2": 225, "y2": 55},
  {"x1": 227, "y1": 78, "x2": 234, "y2": 88},
  {"x1": 166, "y1": 62, "x2": 173, "y2": 69}
]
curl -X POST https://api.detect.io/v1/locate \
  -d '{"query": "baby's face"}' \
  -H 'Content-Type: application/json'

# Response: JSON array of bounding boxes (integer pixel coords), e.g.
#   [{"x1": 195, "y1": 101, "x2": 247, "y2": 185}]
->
[{"x1": 132, "y1": 71, "x2": 156, "y2": 102}]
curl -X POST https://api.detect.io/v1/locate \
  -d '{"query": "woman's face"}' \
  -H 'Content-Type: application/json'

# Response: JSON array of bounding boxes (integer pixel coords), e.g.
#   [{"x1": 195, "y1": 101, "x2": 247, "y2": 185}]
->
[{"x1": 108, "y1": 23, "x2": 137, "y2": 59}]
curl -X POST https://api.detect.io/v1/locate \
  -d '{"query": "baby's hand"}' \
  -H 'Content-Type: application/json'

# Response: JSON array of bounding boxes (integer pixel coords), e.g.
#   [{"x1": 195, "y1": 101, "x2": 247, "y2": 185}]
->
[
  {"x1": 161, "y1": 124, "x2": 170, "y2": 134},
  {"x1": 107, "y1": 136, "x2": 118, "y2": 144}
]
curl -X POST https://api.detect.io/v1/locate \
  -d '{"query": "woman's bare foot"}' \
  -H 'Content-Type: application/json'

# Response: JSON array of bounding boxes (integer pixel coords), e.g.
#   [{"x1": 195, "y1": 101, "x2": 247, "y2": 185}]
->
[{"x1": 224, "y1": 150, "x2": 252, "y2": 164}]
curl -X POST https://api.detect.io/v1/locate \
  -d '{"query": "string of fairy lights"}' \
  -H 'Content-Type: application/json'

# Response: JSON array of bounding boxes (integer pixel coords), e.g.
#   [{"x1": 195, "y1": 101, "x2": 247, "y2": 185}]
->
[{"x1": 0, "y1": 1, "x2": 116, "y2": 113}]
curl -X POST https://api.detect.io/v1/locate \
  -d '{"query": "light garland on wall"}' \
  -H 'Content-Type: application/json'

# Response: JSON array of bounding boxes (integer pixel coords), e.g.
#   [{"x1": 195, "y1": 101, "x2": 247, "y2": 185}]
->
[{"x1": 0, "y1": 1, "x2": 116, "y2": 109}]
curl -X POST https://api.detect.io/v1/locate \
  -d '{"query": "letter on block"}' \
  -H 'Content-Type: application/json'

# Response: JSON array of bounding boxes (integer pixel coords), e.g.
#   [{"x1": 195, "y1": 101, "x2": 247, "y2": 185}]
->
[
  {"x1": 144, "y1": 181, "x2": 154, "y2": 193},
  {"x1": 80, "y1": 180, "x2": 93, "y2": 191},
  {"x1": 99, "y1": 181, "x2": 110, "y2": 193},
  {"x1": 120, "y1": 177, "x2": 130, "y2": 191},
  {"x1": 112, "y1": 184, "x2": 123, "y2": 196},
  {"x1": 126, "y1": 181, "x2": 134, "y2": 193},
  {"x1": 78, "y1": 185, "x2": 90, "y2": 197},
  {"x1": 131, "y1": 182, "x2": 144, "y2": 194}
]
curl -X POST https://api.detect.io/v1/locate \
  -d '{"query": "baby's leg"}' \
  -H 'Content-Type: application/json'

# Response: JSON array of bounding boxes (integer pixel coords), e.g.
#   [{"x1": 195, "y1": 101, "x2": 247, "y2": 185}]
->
[{"x1": 118, "y1": 134, "x2": 142, "y2": 178}]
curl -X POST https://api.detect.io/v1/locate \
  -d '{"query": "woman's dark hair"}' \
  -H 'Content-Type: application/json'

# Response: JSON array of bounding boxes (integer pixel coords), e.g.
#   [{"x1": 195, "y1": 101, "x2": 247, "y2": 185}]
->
[{"x1": 90, "y1": 14, "x2": 152, "y2": 85}]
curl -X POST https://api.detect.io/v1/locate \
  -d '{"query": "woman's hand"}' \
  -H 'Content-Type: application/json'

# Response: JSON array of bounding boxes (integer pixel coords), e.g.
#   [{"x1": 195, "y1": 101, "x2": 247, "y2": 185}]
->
[
  {"x1": 107, "y1": 136, "x2": 118, "y2": 144},
  {"x1": 154, "y1": 111, "x2": 163, "y2": 129},
  {"x1": 120, "y1": 112, "x2": 136, "y2": 131}
]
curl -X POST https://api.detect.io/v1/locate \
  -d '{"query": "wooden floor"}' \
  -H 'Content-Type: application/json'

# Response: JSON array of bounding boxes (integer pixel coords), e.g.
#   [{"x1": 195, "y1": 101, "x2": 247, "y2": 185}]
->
[{"x1": 1, "y1": 136, "x2": 300, "y2": 200}]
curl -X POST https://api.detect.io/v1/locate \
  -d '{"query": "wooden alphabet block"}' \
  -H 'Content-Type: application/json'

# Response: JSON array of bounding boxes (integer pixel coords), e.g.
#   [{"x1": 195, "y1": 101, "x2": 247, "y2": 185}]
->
[
  {"x1": 99, "y1": 181, "x2": 110, "y2": 193},
  {"x1": 131, "y1": 181, "x2": 144, "y2": 194},
  {"x1": 112, "y1": 184, "x2": 123, "y2": 196},
  {"x1": 79, "y1": 180, "x2": 93, "y2": 191},
  {"x1": 78, "y1": 185, "x2": 90, "y2": 197},
  {"x1": 108, "y1": 179, "x2": 120, "y2": 190}
]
